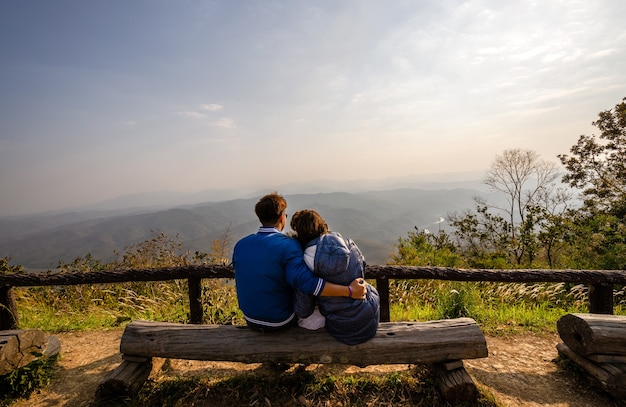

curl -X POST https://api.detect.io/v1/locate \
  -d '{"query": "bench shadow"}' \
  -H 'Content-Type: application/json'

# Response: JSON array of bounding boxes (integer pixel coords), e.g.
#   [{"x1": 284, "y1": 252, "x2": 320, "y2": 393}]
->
[
  {"x1": 468, "y1": 366, "x2": 625, "y2": 407},
  {"x1": 156, "y1": 360, "x2": 409, "y2": 380},
  {"x1": 33, "y1": 352, "x2": 124, "y2": 407}
]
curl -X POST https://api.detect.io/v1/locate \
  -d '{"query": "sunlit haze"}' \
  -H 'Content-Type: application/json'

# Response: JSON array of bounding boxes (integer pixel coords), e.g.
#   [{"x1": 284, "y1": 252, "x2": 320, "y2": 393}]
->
[{"x1": 1, "y1": 1, "x2": 625, "y2": 216}]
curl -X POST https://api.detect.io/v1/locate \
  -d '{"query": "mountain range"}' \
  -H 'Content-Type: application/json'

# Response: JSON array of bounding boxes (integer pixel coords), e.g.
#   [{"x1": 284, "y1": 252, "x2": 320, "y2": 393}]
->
[{"x1": 0, "y1": 187, "x2": 495, "y2": 271}]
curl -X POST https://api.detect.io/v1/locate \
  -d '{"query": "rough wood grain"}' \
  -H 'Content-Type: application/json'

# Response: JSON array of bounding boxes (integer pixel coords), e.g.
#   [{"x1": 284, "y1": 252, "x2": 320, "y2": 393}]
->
[
  {"x1": 0, "y1": 329, "x2": 47, "y2": 375},
  {"x1": 557, "y1": 313, "x2": 626, "y2": 356},
  {"x1": 557, "y1": 342, "x2": 626, "y2": 399},
  {"x1": 96, "y1": 359, "x2": 153, "y2": 398},
  {"x1": 433, "y1": 362, "x2": 477, "y2": 402},
  {"x1": 120, "y1": 319, "x2": 488, "y2": 366},
  {"x1": 586, "y1": 353, "x2": 626, "y2": 363},
  {"x1": 2, "y1": 265, "x2": 626, "y2": 287}
]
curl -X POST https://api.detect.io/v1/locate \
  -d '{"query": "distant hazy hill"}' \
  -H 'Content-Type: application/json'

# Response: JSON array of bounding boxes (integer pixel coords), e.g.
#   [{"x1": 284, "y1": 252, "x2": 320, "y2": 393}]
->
[{"x1": 0, "y1": 188, "x2": 490, "y2": 270}]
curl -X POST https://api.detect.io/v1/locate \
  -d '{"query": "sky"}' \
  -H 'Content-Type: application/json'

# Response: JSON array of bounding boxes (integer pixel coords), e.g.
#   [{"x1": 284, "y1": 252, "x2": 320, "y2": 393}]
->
[{"x1": 1, "y1": 1, "x2": 626, "y2": 217}]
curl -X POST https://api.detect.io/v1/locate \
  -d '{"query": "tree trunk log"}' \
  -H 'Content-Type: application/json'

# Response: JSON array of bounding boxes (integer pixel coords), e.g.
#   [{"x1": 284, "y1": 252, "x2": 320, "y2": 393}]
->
[
  {"x1": 120, "y1": 319, "x2": 488, "y2": 367},
  {"x1": 557, "y1": 342, "x2": 626, "y2": 399},
  {"x1": 557, "y1": 313, "x2": 626, "y2": 356},
  {"x1": 586, "y1": 354, "x2": 626, "y2": 363},
  {"x1": 96, "y1": 359, "x2": 153, "y2": 398},
  {"x1": 0, "y1": 329, "x2": 48, "y2": 375},
  {"x1": 433, "y1": 361, "x2": 478, "y2": 402},
  {"x1": 3, "y1": 265, "x2": 626, "y2": 287}
]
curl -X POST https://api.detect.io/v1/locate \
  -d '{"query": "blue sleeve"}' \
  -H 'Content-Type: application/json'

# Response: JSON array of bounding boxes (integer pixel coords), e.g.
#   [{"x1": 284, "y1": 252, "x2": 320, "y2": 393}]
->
[
  {"x1": 293, "y1": 289, "x2": 316, "y2": 318},
  {"x1": 282, "y1": 238, "x2": 325, "y2": 296}
]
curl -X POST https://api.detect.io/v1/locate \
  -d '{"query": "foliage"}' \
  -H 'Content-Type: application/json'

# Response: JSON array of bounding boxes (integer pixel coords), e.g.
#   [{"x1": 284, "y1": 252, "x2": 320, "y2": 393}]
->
[
  {"x1": 0, "y1": 353, "x2": 59, "y2": 406},
  {"x1": 559, "y1": 97, "x2": 626, "y2": 212},
  {"x1": 435, "y1": 148, "x2": 575, "y2": 269},
  {"x1": 435, "y1": 283, "x2": 477, "y2": 319},
  {"x1": 113, "y1": 231, "x2": 192, "y2": 269},
  {"x1": 15, "y1": 231, "x2": 242, "y2": 332},
  {"x1": 385, "y1": 279, "x2": 599, "y2": 335},
  {"x1": 563, "y1": 211, "x2": 626, "y2": 270},
  {"x1": 556, "y1": 97, "x2": 626, "y2": 270},
  {"x1": 390, "y1": 227, "x2": 462, "y2": 267},
  {"x1": 392, "y1": 99, "x2": 626, "y2": 270},
  {"x1": 448, "y1": 205, "x2": 512, "y2": 268},
  {"x1": 0, "y1": 258, "x2": 23, "y2": 275}
]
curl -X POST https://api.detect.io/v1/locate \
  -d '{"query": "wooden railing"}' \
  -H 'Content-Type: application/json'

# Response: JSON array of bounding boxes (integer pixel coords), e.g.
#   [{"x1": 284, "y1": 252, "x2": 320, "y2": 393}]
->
[{"x1": 2, "y1": 265, "x2": 626, "y2": 330}]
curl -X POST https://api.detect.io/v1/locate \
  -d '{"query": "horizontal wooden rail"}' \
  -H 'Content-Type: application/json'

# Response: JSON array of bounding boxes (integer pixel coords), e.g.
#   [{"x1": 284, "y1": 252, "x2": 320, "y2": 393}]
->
[
  {"x1": 2, "y1": 265, "x2": 626, "y2": 287},
  {"x1": 1, "y1": 265, "x2": 625, "y2": 330}
]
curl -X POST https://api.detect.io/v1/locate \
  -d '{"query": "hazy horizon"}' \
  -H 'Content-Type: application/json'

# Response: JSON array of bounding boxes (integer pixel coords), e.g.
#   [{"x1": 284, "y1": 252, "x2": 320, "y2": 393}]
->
[
  {"x1": 0, "y1": 169, "x2": 489, "y2": 218},
  {"x1": 2, "y1": 1, "x2": 625, "y2": 216}
]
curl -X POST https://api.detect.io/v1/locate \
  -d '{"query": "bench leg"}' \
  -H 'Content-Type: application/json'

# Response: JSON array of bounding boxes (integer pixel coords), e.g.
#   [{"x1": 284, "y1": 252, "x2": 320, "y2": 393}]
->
[
  {"x1": 433, "y1": 361, "x2": 478, "y2": 402},
  {"x1": 96, "y1": 357, "x2": 153, "y2": 399}
]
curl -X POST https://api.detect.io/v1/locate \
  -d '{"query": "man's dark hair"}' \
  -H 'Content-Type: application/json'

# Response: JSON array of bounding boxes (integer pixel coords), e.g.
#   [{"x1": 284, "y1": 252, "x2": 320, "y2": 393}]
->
[{"x1": 255, "y1": 192, "x2": 287, "y2": 225}]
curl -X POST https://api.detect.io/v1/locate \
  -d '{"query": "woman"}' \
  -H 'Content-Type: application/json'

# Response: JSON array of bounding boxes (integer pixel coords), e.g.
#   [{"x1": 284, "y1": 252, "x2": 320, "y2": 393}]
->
[{"x1": 290, "y1": 209, "x2": 380, "y2": 345}]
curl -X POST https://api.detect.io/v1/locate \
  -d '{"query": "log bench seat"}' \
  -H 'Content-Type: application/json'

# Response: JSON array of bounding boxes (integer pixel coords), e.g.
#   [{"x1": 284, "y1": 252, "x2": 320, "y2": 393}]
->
[
  {"x1": 557, "y1": 313, "x2": 626, "y2": 398},
  {"x1": 98, "y1": 317, "x2": 488, "y2": 402}
]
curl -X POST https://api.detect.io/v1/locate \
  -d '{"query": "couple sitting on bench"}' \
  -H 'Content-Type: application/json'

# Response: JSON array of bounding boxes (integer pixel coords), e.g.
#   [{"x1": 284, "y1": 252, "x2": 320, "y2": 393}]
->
[
  {"x1": 102, "y1": 193, "x2": 487, "y2": 402},
  {"x1": 232, "y1": 192, "x2": 380, "y2": 345}
]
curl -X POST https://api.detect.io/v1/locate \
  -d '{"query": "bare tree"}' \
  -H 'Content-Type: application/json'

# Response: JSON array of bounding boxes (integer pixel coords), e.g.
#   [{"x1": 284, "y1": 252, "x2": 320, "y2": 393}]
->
[{"x1": 481, "y1": 149, "x2": 562, "y2": 265}]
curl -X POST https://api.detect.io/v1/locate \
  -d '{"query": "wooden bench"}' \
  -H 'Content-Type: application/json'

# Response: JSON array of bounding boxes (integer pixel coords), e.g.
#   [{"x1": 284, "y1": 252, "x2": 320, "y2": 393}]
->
[
  {"x1": 557, "y1": 313, "x2": 626, "y2": 398},
  {"x1": 0, "y1": 329, "x2": 61, "y2": 376},
  {"x1": 98, "y1": 318, "x2": 488, "y2": 402}
]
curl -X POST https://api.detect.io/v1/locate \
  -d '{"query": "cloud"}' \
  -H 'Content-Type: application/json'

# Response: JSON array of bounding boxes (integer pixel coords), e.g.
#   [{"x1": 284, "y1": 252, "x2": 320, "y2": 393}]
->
[
  {"x1": 175, "y1": 103, "x2": 224, "y2": 119},
  {"x1": 200, "y1": 104, "x2": 223, "y2": 112},
  {"x1": 211, "y1": 117, "x2": 237, "y2": 129}
]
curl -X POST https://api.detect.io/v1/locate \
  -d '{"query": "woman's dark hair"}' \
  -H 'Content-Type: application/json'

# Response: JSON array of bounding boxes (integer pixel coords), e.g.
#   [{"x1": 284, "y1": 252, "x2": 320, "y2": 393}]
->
[
  {"x1": 290, "y1": 209, "x2": 328, "y2": 246},
  {"x1": 255, "y1": 192, "x2": 287, "y2": 225}
]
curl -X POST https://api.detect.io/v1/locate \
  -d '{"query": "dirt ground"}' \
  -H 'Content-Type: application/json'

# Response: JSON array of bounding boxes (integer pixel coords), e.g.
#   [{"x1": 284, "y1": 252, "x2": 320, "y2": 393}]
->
[{"x1": 11, "y1": 329, "x2": 625, "y2": 407}]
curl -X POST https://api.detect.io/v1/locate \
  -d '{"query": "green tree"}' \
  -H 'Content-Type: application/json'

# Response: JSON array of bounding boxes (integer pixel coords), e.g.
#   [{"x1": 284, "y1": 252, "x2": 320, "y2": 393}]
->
[
  {"x1": 390, "y1": 227, "x2": 462, "y2": 267},
  {"x1": 448, "y1": 205, "x2": 512, "y2": 268},
  {"x1": 558, "y1": 97, "x2": 626, "y2": 214},
  {"x1": 527, "y1": 185, "x2": 574, "y2": 268},
  {"x1": 558, "y1": 97, "x2": 626, "y2": 270},
  {"x1": 563, "y1": 211, "x2": 626, "y2": 270}
]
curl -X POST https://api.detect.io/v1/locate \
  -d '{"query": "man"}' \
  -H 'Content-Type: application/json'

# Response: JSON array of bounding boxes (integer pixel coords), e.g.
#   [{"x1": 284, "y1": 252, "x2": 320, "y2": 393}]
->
[{"x1": 233, "y1": 192, "x2": 367, "y2": 331}]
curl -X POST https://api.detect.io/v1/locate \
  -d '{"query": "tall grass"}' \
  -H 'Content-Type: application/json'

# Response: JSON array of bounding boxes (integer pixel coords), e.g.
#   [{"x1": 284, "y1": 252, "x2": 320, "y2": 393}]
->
[
  {"x1": 15, "y1": 278, "x2": 624, "y2": 334},
  {"x1": 15, "y1": 279, "x2": 243, "y2": 331},
  {"x1": 387, "y1": 279, "x2": 624, "y2": 334}
]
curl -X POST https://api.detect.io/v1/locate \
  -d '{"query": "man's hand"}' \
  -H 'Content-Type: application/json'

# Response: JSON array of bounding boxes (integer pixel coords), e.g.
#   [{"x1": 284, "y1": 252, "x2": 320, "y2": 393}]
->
[{"x1": 349, "y1": 278, "x2": 367, "y2": 299}]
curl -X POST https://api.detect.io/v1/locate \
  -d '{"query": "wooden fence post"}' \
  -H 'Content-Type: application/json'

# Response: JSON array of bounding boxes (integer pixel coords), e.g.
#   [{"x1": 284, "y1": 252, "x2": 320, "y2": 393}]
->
[
  {"x1": 376, "y1": 277, "x2": 390, "y2": 322},
  {"x1": 188, "y1": 278, "x2": 203, "y2": 324},
  {"x1": 0, "y1": 286, "x2": 19, "y2": 330},
  {"x1": 588, "y1": 283, "x2": 613, "y2": 314}
]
